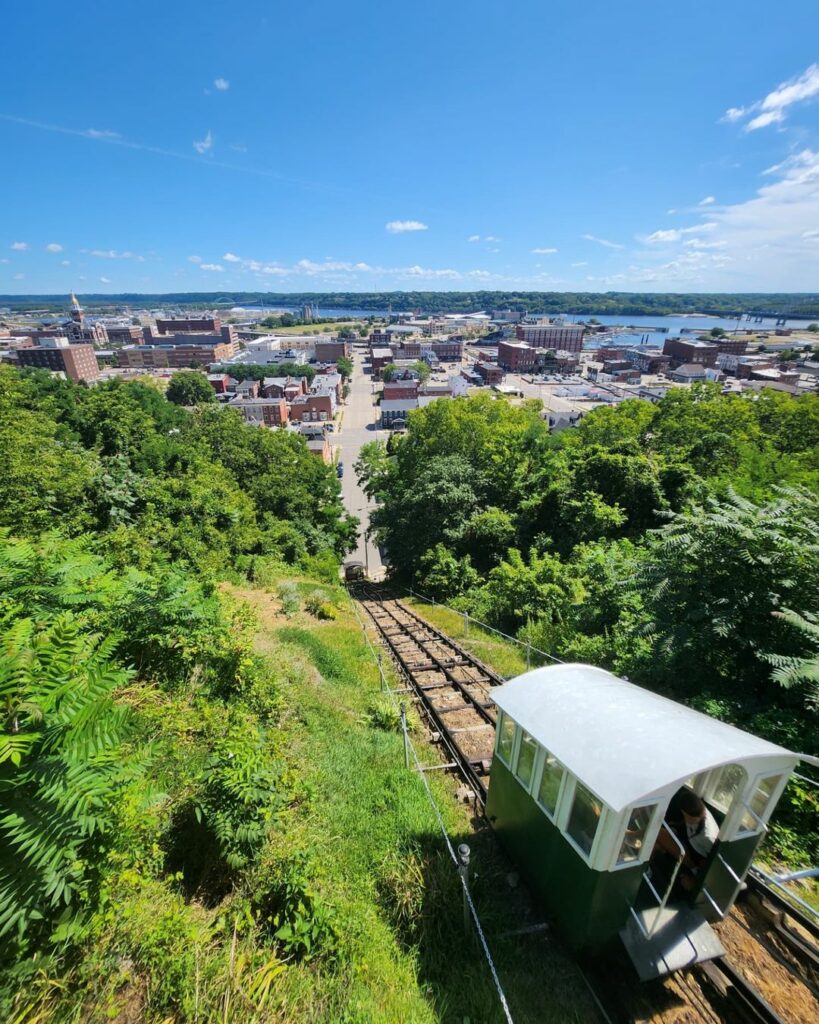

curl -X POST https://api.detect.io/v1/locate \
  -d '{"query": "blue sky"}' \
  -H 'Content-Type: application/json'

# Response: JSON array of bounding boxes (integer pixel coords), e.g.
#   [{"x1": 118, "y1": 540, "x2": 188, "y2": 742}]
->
[{"x1": 3, "y1": 1, "x2": 819, "y2": 295}]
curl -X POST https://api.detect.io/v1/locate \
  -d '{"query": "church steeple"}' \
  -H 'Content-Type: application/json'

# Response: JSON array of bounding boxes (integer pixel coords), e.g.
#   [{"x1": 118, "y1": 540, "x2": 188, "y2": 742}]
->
[{"x1": 70, "y1": 291, "x2": 83, "y2": 324}]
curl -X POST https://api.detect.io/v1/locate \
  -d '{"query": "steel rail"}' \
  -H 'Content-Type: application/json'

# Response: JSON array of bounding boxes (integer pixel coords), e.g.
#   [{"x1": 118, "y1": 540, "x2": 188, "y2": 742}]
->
[
  {"x1": 356, "y1": 586, "x2": 500, "y2": 803},
  {"x1": 697, "y1": 958, "x2": 789, "y2": 1024}
]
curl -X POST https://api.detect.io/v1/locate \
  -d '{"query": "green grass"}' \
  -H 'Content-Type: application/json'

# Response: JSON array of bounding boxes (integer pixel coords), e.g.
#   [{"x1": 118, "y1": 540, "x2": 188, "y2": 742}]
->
[
  {"x1": 9, "y1": 572, "x2": 599, "y2": 1024},
  {"x1": 248, "y1": 578, "x2": 599, "y2": 1022},
  {"x1": 266, "y1": 321, "x2": 365, "y2": 335},
  {"x1": 402, "y1": 599, "x2": 531, "y2": 678}
]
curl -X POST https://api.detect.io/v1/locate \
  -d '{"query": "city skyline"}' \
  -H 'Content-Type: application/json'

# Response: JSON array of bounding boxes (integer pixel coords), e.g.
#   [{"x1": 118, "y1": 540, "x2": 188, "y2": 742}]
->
[{"x1": 3, "y1": 1, "x2": 819, "y2": 294}]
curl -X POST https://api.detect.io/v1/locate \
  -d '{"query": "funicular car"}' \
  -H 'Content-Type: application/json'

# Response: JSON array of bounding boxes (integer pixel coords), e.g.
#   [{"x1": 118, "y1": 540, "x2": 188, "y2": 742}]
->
[{"x1": 486, "y1": 664, "x2": 799, "y2": 979}]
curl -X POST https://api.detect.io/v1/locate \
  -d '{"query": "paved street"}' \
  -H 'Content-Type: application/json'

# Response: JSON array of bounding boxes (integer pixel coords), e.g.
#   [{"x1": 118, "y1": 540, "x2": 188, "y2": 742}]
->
[{"x1": 336, "y1": 344, "x2": 385, "y2": 578}]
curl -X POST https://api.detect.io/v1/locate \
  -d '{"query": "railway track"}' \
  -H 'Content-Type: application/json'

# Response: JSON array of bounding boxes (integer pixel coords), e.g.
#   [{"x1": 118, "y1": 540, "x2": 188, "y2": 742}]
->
[{"x1": 354, "y1": 583, "x2": 818, "y2": 1024}]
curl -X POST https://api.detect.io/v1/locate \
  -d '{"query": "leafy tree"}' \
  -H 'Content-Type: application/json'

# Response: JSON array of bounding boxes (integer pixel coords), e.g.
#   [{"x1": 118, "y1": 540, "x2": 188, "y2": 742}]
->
[
  {"x1": 634, "y1": 487, "x2": 819, "y2": 700},
  {"x1": 413, "y1": 360, "x2": 431, "y2": 383},
  {"x1": 166, "y1": 371, "x2": 215, "y2": 406},
  {"x1": 417, "y1": 544, "x2": 479, "y2": 600},
  {"x1": 336, "y1": 355, "x2": 353, "y2": 379},
  {"x1": 768, "y1": 610, "x2": 819, "y2": 705}
]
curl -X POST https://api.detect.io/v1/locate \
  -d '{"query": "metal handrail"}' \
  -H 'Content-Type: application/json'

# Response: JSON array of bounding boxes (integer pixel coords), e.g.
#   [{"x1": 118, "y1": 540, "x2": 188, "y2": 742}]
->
[{"x1": 751, "y1": 866, "x2": 819, "y2": 922}]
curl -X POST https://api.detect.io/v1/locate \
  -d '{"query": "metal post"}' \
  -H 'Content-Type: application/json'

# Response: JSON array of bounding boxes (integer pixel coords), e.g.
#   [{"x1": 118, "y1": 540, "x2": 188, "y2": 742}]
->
[
  {"x1": 526, "y1": 643, "x2": 531, "y2": 670},
  {"x1": 364, "y1": 527, "x2": 370, "y2": 577},
  {"x1": 458, "y1": 843, "x2": 471, "y2": 934},
  {"x1": 400, "y1": 703, "x2": 409, "y2": 769},
  {"x1": 464, "y1": 611, "x2": 469, "y2": 637}
]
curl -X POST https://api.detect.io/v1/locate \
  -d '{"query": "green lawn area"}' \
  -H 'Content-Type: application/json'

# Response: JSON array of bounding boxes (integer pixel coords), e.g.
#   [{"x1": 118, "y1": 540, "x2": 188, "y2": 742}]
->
[
  {"x1": 266, "y1": 321, "x2": 365, "y2": 335},
  {"x1": 233, "y1": 575, "x2": 599, "y2": 1023},
  {"x1": 402, "y1": 598, "x2": 531, "y2": 678}
]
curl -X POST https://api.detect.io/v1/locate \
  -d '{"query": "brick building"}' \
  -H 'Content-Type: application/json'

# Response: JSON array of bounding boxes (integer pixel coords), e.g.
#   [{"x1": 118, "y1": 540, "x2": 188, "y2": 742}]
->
[
  {"x1": 474, "y1": 360, "x2": 505, "y2": 384},
  {"x1": 16, "y1": 339, "x2": 99, "y2": 382},
  {"x1": 228, "y1": 396, "x2": 288, "y2": 427},
  {"x1": 106, "y1": 325, "x2": 144, "y2": 345},
  {"x1": 624, "y1": 348, "x2": 672, "y2": 373},
  {"x1": 370, "y1": 347, "x2": 394, "y2": 377},
  {"x1": 515, "y1": 323, "x2": 585, "y2": 352},
  {"x1": 261, "y1": 376, "x2": 307, "y2": 401},
  {"x1": 314, "y1": 339, "x2": 351, "y2": 362},
  {"x1": 118, "y1": 342, "x2": 234, "y2": 368},
  {"x1": 289, "y1": 392, "x2": 335, "y2": 422},
  {"x1": 383, "y1": 380, "x2": 419, "y2": 401},
  {"x1": 394, "y1": 338, "x2": 464, "y2": 361},
  {"x1": 156, "y1": 316, "x2": 221, "y2": 334},
  {"x1": 662, "y1": 338, "x2": 718, "y2": 368}
]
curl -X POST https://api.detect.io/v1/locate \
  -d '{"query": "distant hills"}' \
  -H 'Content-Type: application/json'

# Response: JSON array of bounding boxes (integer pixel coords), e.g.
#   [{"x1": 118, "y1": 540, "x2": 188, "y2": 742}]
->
[{"x1": 3, "y1": 290, "x2": 819, "y2": 318}]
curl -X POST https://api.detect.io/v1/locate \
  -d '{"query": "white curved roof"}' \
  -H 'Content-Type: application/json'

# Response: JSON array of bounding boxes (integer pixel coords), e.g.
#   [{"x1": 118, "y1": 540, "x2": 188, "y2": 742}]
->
[{"x1": 494, "y1": 664, "x2": 797, "y2": 812}]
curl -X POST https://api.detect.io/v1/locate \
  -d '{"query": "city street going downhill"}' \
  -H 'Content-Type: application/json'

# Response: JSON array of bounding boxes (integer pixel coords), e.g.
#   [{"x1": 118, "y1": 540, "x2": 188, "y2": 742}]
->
[{"x1": 336, "y1": 344, "x2": 385, "y2": 578}]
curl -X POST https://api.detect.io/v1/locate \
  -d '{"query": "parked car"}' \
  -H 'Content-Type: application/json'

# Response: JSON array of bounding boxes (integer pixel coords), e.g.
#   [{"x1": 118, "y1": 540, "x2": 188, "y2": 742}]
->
[{"x1": 337, "y1": 462, "x2": 344, "y2": 478}]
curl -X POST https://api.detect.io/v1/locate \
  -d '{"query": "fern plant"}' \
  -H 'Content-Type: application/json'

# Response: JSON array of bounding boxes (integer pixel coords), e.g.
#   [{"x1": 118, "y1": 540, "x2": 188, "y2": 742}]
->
[{"x1": 0, "y1": 613, "x2": 137, "y2": 949}]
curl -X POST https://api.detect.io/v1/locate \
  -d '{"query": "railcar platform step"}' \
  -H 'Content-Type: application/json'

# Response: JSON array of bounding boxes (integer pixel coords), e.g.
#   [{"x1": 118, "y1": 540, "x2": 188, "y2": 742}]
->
[{"x1": 620, "y1": 905, "x2": 725, "y2": 981}]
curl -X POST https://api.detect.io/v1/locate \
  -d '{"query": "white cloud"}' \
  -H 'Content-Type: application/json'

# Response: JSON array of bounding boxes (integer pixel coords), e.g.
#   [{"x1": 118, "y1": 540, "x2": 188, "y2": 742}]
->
[
  {"x1": 85, "y1": 128, "x2": 120, "y2": 140},
  {"x1": 188, "y1": 255, "x2": 202, "y2": 263},
  {"x1": 698, "y1": 195, "x2": 715, "y2": 206},
  {"x1": 81, "y1": 248, "x2": 145, "y2": 260},
  {"x1": 46, "y1": 242, "x2": 63, "y2": 252},
  {"x1": 404, "y1": 265, "x2": 461, "y2": 278},
  {"x1": 724, "y1": 63, "x2": 819, "y2": 131},
  {"x1": 468, "y1": 234, "x2": 481, "y2": 242},
  {"x1": 193, "y1": 130, "x2": 213, "y2": 155},
  {"x1": 230, "y1": 143, "x2": 247, "y2": 153},
  {"x1": 223, "y1": 252, "x2": 241, "y2": 262},
  {"x1": 10, "y1": 241, "x2": 27, "y2": 251},
  {"x1": 484, "y1": 235, "x2": 500, "y2": 242},
  {"x1": 571, "y1": 261, "x2": 588, "y2": 267},
  {"x1": 746, "y1": 110, "x2": 784, "y2": 131},
  {"x1": 582, "y1": 233, "x2": 624, "y2": 249},
  {"x1": 666, "y1": 208, "x2": 677, "y2": 215},
  {"x1": 214, "y1": 78, "x2": 230, "y2": 91},
  {"x1": 531, "y1": 247, "x2": 558, "y2": 254},
  {"x1": 200, "y1": 263, "x2": 224, "y2": 271},
  {"x1": 99, "y1": 276, "x2": 111, "y2": 283},
  {"x1": 645, "y1": 222, "x2": 717, "y2": 244},
  {"x1": 385, "y1": 220, "x2": 428, "y2": 233},
  {"x1": 61, "y1": 259, "x2": 71, "y2": 265},
  {"x1": 13, "y1": 273, "x2": 24, "y2": 280}
]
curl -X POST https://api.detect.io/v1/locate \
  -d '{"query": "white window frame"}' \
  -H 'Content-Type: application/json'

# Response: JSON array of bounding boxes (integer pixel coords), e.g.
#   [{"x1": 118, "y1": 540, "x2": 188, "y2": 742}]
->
[
  {"x1": 607, "y1": 800, "x2": 662, "y2": 871},
  {"x1": 513, "y1": 728, "x2": 539, "y2": 792},
  {"x1": 532, "y1": 746, "x2": 568, "y2": 821},
  {"x1": 732, "y1": 771, "x2": 788, "y2": 840},
  {"x1": 558, "y1": 775, "x2": 606, "y2": 865},
  {"x1": 495, "y1": 711, "x2": 516, "y2": 768}
]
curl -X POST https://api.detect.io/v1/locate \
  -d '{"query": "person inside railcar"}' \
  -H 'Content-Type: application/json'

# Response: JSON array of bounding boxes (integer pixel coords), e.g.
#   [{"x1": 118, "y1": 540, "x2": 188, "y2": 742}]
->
[{"x1": 652, "y1": 786, "x2": 719, "y2": 889}]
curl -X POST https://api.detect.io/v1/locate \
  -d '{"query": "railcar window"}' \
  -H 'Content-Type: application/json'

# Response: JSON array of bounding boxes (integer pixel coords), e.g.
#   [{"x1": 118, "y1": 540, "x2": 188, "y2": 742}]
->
[
  {"x1": 710, "y1": 763, "x2": 747, "y2": 814},
  {"x1": 497, "y1": 712, "x2": 515, "y2": 765},
  {"x1": 616, "y1": 804, "x2": 656, "y2": 864},
  {"x1": 739, "y1": 774, "x2": 781, "y2": 833},
  {"x1": 515, "y1": 730, "x2": 538, "y2": 789},
  {"x1": 566, "y1": 782, "x2": 602, "y2": 857},
  {"x1": 537, "y1": 751, "x2": 564, "y2": 817}
]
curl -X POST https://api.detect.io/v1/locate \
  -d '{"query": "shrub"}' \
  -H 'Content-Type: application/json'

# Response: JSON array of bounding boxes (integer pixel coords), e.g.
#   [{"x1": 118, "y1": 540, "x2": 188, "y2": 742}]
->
[
  {"x1": 253, "y1": 852, "x2": 338, "y2": 962},
  {"x1": 304, "y1": 590, "x2": 335, "y2": 620},
  {"x1": 277, "y1": 582, "x2": 300, "y2": 617}
]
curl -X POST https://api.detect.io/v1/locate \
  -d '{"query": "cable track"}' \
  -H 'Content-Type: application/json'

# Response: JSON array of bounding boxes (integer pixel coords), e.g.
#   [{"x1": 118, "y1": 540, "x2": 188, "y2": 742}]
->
[{"x1": 353, "y1": 582, "x2": 817, "y2": 1024}]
